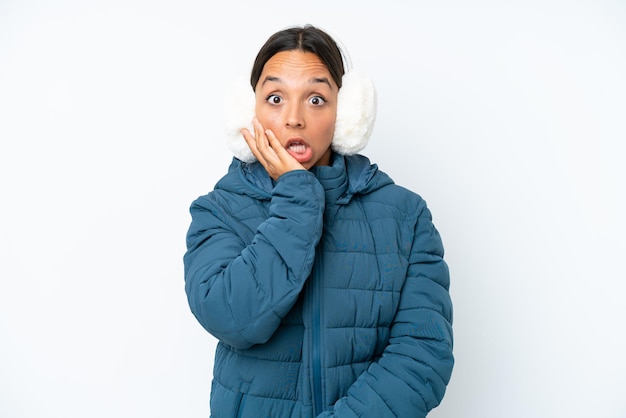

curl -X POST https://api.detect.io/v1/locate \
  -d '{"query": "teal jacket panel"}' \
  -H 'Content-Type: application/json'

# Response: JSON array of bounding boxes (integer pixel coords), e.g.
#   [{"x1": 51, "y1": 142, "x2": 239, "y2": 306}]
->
[{"x1": 184, "y1": 153, "x2": 453, "y2": 418}]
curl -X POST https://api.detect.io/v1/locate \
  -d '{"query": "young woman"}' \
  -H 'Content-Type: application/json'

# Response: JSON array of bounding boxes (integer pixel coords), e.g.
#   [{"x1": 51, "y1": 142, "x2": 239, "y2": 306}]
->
[{"x1": 184, "y1": 24, "x2": 454, "y2": 417}]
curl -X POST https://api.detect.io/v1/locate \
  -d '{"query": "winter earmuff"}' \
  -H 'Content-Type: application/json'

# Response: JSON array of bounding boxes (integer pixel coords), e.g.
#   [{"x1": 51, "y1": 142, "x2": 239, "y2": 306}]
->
[{"x1": 224, "y1": 58, "x2": 377, "y2": 163}]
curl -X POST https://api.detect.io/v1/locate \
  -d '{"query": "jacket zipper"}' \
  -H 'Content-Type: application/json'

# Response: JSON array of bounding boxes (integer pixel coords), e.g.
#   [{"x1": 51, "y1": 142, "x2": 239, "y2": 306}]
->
[
  {"x1": 311, "y1": 256, "x2": 323, "y2": 416},
  {"x1": 234, "y1": 391, "x2": 245, "y2": 418}
]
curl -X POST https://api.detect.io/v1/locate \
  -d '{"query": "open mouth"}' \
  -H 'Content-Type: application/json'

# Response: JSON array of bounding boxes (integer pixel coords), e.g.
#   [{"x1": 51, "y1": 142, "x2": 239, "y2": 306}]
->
[
  {"x1": 287, "y1": 142, "x2": 307, "y2": 154},
  {"x1": 285, "y1": 139, "x2": 312, "y2": 163}
]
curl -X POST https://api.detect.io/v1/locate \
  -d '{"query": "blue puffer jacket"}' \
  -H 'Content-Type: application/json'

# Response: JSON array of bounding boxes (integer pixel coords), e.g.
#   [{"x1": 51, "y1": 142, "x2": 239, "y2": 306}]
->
[{"x1": 184, "y1": 153, "x2": 453, "y2": 417}]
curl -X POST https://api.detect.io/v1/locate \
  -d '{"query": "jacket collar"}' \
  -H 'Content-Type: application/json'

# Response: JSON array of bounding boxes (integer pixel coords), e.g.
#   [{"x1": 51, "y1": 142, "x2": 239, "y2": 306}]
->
[{"x1": 218, "y1": 153, "x2": 392, "y2": 204}]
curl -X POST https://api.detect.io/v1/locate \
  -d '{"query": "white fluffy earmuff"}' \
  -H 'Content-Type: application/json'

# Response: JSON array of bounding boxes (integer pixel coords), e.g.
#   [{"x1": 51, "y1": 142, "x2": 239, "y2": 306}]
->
[
  {"x1": 224, "y1": 76, "x2": 257, "y2": 163},
  {"x1": 224, "y1": 70, "x2": 377, "y2": 163},
  {"x1": 331, "y1": 70, "x2": 377, "y2": 155}
]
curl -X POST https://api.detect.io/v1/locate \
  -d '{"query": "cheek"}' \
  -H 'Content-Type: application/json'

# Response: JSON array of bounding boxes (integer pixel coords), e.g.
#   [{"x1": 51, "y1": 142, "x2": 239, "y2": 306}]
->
[
  {"x1": 254, "y1": 106, "x2": 273, "y2": 129},
  {"x1": 254, "y1": 104, "x2": 277, "y2": 128},
  {"x1": 322, "y1": 114, "x2": 337, "y2": 138}
]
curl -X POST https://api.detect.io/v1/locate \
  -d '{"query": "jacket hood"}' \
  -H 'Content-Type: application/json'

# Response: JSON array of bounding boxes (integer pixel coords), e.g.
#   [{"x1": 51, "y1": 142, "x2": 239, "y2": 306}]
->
[{"x1": 215, "y1": 153, "x2": 394, "y2": 204}]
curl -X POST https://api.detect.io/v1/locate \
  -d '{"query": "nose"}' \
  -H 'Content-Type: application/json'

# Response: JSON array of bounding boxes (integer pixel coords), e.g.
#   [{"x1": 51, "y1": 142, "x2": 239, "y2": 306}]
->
[{"x1": 285, "y1": 102, "x2": 305, "y2": 128}]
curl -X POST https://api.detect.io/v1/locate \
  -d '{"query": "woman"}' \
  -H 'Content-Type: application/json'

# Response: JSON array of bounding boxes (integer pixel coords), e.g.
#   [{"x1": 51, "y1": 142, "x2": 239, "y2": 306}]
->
[{"x1": 184, "y1": 25, "x2": 453, "y2": 417}]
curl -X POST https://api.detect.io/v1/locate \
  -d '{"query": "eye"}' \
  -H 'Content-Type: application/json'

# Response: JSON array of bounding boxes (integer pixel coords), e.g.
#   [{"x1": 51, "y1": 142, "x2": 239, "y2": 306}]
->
[
  {"x1": 309, "y1": 96, "x2": 326, "y2": 106},
  {"x1": 266, "y1": 94, "x2": 282, "y2": 105}
]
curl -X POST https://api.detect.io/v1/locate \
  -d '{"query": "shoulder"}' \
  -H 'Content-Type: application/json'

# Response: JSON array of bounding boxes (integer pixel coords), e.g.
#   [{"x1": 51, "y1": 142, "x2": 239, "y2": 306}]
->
[
  {"x1": 363, "y1": 170, "x2": 429, "y2": 218},
  {"x1": 190, "y1": 158, "x2": 270, "y2": 214}
]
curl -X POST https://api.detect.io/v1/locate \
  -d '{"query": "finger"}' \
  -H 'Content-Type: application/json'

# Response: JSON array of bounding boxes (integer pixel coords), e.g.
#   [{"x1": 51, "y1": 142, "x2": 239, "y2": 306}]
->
[
  {"x1": 265, "y1": 129, "x2": 305, "y2": 172},
  {"x1": 241, "y1": 128, "x2": 261, "y2": 160},
  {"x1": 242, "y1": 121, "x2": 276, "y2": 166},
  {"x1": 253, "y1": 118, "x2": 270, "y2": 153},
  {"x1": 265, "y1": 128, "x2": 288, "y2": 159},
  {"x1": 253, "y1": 119, "x2": 280, "y2": 163}
]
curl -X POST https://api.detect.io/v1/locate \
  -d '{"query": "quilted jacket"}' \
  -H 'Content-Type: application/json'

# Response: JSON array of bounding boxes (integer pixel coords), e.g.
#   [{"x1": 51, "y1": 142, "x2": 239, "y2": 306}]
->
[{"x1": 184, "y1": 153, "x2": 454, "y2": 417}]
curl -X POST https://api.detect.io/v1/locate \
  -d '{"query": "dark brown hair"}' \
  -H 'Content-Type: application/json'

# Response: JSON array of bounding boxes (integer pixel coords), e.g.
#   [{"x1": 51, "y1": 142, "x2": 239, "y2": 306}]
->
[{"x1": 250, "y1": 24, "x2": 345, "y2": 91}]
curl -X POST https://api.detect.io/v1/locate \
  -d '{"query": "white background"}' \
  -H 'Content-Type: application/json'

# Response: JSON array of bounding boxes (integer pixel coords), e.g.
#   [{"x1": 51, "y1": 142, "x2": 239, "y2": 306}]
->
[{"x1": 1, "y1": 1, "x2": 625, "y2": 417}]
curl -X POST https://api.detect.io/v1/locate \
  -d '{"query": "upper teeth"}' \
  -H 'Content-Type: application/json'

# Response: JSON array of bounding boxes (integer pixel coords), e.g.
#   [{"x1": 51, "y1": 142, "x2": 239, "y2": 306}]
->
[{"x1": 289, "y1": 144, "x2": 306, "y2": 152}]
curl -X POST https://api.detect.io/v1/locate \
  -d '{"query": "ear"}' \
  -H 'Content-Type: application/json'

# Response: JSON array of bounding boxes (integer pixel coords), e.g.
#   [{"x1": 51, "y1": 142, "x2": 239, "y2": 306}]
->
[
  {"x1": 224, "y1": 76, "x2": 257, "y2": 163},
  {"x1": 332, "y1": 70, "x2": 377, "y2": 155}
]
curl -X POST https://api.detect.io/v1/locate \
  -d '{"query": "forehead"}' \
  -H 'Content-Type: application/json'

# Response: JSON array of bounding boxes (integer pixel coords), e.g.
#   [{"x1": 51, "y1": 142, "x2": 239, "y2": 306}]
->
[{"x1": 261, "y1": 50, "x2": 333, "y2": 81}]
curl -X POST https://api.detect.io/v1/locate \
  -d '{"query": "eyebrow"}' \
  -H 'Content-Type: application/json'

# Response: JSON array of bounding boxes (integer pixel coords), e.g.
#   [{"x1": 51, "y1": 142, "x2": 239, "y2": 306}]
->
[{"x1": 261, "y1": 76, "x2": 333, "y2": 89}]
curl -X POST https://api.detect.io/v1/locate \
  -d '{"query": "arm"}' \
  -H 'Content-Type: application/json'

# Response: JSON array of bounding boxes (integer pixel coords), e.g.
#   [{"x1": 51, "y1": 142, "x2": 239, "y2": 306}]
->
[
  {"x1": 184, "y1": 170, "x2": 325, "y2": 349},
  {"x1": 320, "y1": 202, "x2": 454, "y2": 417}
]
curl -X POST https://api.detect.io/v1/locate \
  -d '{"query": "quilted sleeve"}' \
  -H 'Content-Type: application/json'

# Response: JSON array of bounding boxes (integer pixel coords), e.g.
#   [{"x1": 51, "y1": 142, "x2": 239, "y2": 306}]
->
[
  {"x1": 320, "y1": 200, "x2": 454, "y2": 418},
  {"x1": 184, "y1": 170, "x2": 324, "y2": 350}
]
